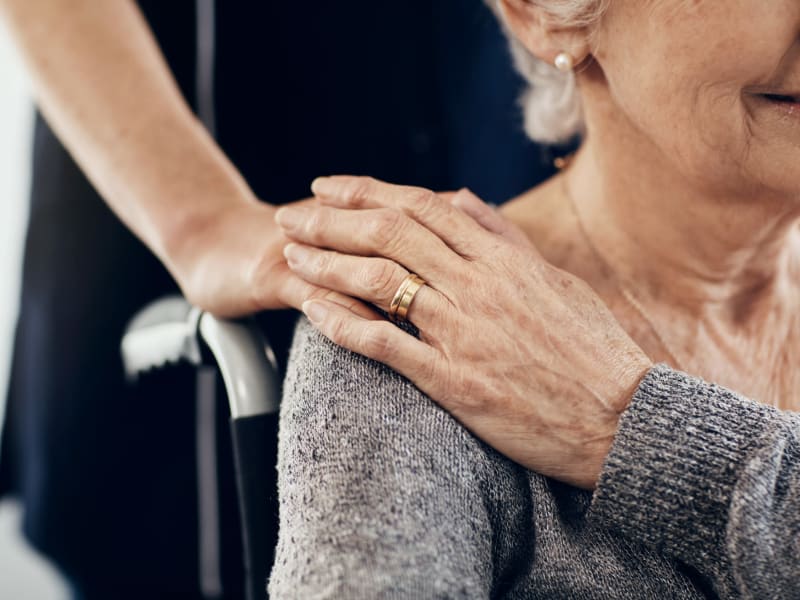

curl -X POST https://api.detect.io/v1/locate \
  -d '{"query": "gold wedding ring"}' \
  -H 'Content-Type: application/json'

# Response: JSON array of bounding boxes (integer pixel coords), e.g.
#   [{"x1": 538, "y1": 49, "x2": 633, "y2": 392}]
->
[{"x1": 388, "y1": 273, "x2": 427, "y2": 324}]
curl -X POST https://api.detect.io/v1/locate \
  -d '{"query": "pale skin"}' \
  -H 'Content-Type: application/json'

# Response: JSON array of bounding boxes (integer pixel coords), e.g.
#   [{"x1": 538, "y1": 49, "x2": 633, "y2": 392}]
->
[
  {"x1": 7, "y1": 0, "x2": 800, "y2": 490},
  {"x1": 279, "y1": 0, "x2": 800, "y2": 488},
  {"x1": 0, "y1": 0, "x2": 349, "y2": 318}
]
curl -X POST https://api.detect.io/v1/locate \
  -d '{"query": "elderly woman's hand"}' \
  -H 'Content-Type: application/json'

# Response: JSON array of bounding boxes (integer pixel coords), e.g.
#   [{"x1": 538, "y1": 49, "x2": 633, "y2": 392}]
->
[{"x1": 275, "y1": 176, "x2": 653, "y2": 489}]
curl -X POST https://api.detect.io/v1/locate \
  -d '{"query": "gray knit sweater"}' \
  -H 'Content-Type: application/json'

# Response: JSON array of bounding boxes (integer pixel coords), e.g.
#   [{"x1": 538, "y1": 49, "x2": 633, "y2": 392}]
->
[{"x1": 268, "y1": 319, "x2": 800, "y2": 599}]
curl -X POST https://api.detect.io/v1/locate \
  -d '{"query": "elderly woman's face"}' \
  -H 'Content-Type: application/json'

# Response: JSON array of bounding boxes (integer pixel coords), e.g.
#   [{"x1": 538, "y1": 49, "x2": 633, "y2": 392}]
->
[{"x1": 591, "y1": 0, "x2": 800, "y2": 197}]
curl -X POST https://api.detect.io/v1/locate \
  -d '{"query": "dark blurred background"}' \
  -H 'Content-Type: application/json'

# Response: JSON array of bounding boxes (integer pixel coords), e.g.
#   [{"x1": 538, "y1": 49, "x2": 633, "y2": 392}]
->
[{"x1": 0, "y1": 2, "x2": 555, "y2": 597}]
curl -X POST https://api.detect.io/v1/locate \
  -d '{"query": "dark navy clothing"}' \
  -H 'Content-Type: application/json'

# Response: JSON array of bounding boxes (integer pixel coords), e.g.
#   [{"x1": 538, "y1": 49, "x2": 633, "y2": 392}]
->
[{"x1": 0, "y1": 2, "x2": 554, "y2": 598}]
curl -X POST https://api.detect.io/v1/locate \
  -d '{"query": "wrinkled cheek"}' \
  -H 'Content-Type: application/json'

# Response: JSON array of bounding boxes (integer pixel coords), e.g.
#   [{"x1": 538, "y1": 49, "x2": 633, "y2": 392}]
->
[
  {"x1": 639, "y1": 81, "x2": 752, "y2": 192},
  {"x1": 685, "y1": 89, "x2": 752, "y2": 173}
]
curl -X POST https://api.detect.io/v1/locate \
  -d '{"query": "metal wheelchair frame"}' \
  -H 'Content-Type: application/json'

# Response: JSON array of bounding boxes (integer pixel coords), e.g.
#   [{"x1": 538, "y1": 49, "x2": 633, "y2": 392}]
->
[{"x1": 121, "y1": 296, "x2": 280, "y2": 600}]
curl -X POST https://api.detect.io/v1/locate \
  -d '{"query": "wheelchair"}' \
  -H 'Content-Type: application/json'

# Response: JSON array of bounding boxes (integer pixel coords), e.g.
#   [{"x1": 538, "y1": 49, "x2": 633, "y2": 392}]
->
[{"x1": 121, "y1": 296, "x2": 281, "y2": 600}]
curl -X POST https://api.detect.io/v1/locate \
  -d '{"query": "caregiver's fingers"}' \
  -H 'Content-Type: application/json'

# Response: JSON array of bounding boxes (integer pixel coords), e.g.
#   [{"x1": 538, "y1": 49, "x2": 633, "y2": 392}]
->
[
  {"x1": 275, "y1": 204, "x2": 464, "y2": 288},
  {"x1": 311, "y1": 176, "x2": 494, "y2": 260},
  {"x1": 284, "y1": 243, "x2": 450, "y2": 334},
  {"x1": 449, "y1": 188, "x2": 532, "y2": 248},
  {"x1": 301, "y1": 298, "x2": 448, "y2": 399}
]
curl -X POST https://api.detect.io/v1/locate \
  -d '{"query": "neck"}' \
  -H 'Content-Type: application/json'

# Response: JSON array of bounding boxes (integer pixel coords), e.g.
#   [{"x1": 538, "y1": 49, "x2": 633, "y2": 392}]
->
[{"x1": 565, "y1": 138, "x2": 800, "y2": 323}]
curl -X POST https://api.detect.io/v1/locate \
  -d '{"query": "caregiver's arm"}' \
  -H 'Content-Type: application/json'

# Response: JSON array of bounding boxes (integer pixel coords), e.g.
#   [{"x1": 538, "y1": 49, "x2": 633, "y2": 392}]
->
[
  {"x1": 0, "y1": 0, "x2": 320, "y2": 316},
  {"x1": 269, "y1": 320, "x2": 507, "y2": 598},
  {"x1": 280, "y1": 176, "x2": 800, "y2": 598}
]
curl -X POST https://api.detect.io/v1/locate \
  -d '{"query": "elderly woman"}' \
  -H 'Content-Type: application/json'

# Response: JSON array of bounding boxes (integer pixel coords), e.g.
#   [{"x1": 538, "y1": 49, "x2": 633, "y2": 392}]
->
[{"x1": 270, "y1": 0, "x2": 800, "y2": 597}]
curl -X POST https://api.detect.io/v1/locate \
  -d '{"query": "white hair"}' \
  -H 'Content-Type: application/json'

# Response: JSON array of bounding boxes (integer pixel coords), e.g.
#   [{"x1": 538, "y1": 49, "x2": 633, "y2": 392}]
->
[{"x1": 486, "y1": 0, "x2": 607, "y2": 144}]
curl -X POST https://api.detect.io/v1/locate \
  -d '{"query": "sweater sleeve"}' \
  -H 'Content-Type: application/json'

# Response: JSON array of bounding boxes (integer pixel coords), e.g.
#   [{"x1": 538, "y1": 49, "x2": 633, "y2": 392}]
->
[
  {"x1": 268, "y1": 320, "x2": 496, "y2": 599},
  {"x1": 589, "y1": 363, "x2": 800, "y2": 599}
]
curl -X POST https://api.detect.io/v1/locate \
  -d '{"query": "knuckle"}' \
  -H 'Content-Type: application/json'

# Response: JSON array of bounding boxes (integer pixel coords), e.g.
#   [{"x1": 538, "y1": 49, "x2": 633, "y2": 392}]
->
[
  {"x1": 365, "y1": 209, "x2": 404, "y2": 249},
  {"x1": 308, "y1": 250, "x2": 332, "y2": 277},
  {"x1": 406, "y1": 188, "x2": 439, "y2": 218},
  {"x1": 449, "y1": 272, "x2": 501, "y2": 318},
  {"x1": 301, "y1": 209, "x2": 327, "y2": 241},
  {"x1": 343, "y1": 176, "x2": 375, "y2": 207},
  {"x1": 327, "y1": 316, "x2": 350, "y2": 345},
  {"x1": 360, "y1": 260, "x2": 399, "y2": 300},
  {"x1": 359, "y1": 322, "x2": 394, "y2": 359}
]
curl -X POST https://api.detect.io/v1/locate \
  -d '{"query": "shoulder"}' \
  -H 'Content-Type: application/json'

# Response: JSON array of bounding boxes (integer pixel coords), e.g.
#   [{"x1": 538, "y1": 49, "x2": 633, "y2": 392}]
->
[
  {"x1": 280, "y1": 319, "x2": 536, "y2": 498},
  {"x1": 281, "y1": 317, "x2": 475, "y2": 452},
  {"x1": 279, "y1": 317, "x2": 532, "y2": 535},
  {"x1": 272, "y1": 319, "x2": 518, "y2": 596}
]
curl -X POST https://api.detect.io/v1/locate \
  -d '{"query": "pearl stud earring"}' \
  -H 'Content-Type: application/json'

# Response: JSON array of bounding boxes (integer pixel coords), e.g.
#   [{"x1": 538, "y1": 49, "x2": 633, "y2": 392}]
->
[{"x1": 554, "y1": 52, "x2": 574, "y2": 73}]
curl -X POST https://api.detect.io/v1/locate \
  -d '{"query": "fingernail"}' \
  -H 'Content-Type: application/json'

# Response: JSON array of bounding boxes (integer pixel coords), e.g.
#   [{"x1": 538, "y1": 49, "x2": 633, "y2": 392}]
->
[
  {"x1": 275, "y1": 206, "x2": 306, "y2": 230},
  {"x1": 310, "y1": 177, "x2": 334, "y2": 196},
  {"x1": 302, "y1": 300, "x2": 329, "y2": 324},
  {"x1": 283, "y1": 243, "x2": 311, "y2": 268}
]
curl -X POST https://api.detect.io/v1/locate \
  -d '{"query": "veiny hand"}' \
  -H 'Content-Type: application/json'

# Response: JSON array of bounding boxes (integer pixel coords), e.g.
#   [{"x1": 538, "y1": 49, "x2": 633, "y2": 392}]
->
[
  {"x1": 275, "y1": 176, "x2": 653, "y2": 489},
  {"x1": 168, "y1": 197, "x2": 374, "y2": 319}
]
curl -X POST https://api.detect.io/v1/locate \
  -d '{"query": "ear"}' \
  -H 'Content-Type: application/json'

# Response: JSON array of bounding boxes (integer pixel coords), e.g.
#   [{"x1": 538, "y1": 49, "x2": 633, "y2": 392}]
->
[{"x1": 497, "y1": 0, "x2": 592, "y2": 68}]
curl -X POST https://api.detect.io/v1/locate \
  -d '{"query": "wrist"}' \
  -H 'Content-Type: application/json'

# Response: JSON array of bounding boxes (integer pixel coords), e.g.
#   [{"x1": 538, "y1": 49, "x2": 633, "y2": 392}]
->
[
  {"x1": 161, "y1": 194, "x2": 272, "y2": 287},
  {"x1": 578, "y1": 355, "x2": 653, "y2": 490}
]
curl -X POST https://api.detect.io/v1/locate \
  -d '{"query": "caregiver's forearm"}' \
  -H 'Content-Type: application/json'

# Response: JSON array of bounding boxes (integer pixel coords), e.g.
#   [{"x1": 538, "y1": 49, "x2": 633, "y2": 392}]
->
[
  {"x1": 0, "y1": 0, "x2": 258, "y2": 274},
  {"x1": 590, "y1": 364, "x2": 800, "y2": 598}
]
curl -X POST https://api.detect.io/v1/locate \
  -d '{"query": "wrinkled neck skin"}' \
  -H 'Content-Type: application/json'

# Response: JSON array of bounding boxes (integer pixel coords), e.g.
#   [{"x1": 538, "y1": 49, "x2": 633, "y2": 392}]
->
[
  {"x1": 567, "y1": 81, "x2": 800, "y2": 333},
  {"x1": 539, "y1": 70, "x2": 800, "y2": 406}
]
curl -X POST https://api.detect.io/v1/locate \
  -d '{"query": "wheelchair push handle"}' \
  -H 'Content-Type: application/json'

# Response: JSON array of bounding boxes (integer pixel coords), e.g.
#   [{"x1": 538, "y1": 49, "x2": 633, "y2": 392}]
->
[
  {"x1": 121, "y1": 296, "x2": 280, "y2": 600},
  {"x1": 121, "y1": 295, "x2": 280, "y2": 418},
  {"x1": 197, "y1": 313, "x2": 281, "y2": 600}
]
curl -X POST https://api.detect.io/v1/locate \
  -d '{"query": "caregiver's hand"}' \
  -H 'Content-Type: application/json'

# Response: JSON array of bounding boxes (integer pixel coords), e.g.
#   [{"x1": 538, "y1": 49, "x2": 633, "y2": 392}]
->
[
  {"x1": 172, "y1": 197, "x2": 374, "y2": 319},
  {"x1": 275, "y1": 176, "x2": 654, "y2": 489}
]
